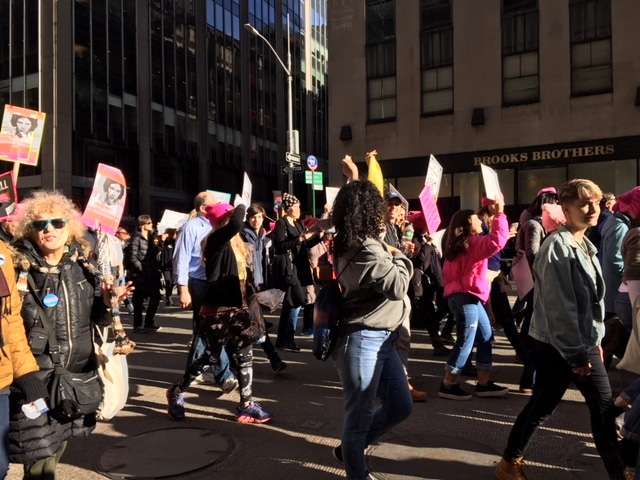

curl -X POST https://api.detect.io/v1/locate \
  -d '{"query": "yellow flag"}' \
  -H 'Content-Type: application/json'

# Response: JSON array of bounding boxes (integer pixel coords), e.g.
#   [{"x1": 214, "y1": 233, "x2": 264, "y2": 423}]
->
[{"x1": 366, "y1": 150, "x2": 384, "y2": 196}]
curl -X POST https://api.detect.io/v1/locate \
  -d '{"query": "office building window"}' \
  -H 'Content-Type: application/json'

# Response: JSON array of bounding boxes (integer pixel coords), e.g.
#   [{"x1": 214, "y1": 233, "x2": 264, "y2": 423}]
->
[
  {"x1": 570, "y1": 0, "x2": 612, "y2": 96},
  {"x1": 366, "y1": 0, "x2": 396, "y2": 122},
  {"x1": 502, "y1": 0, "x2": 539, "y2": 105},
  {"x1": 420, "y1": 0, "x2": 453, "y2": 116}
]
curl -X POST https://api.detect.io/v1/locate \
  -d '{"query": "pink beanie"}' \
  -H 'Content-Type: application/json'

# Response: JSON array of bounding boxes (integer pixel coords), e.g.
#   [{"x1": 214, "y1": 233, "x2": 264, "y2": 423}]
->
[
  {"x1": 205, "y1": 203, "x2": 234, "y2": 228},
  {"x1": 541, "y1": 203, "x2": 566, "y2": 233},
  {"x1": 615, "y1": 187, "x2": 640, "y2": 219},
  {"x1": 537, "y1": 187, "x2": 557, "y2": 198},
  {"x1": 481, "y1": 197, "x2": 494, "y2": 208}
]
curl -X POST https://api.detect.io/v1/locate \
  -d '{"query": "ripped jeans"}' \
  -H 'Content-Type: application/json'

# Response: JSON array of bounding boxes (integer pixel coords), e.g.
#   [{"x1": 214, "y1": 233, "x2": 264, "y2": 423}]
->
[{"x1": 445, "y1": 293, "x2": 494, "y2": 375}]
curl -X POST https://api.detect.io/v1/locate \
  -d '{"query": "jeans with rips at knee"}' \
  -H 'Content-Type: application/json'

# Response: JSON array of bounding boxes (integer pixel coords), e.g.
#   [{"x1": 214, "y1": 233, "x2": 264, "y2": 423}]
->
[
  {"x1": 333, "y1": 329, "x2": 413, "y2": 480},
  {"x1": 446, "y1": 293, "x2": 493, "y2": 375}
]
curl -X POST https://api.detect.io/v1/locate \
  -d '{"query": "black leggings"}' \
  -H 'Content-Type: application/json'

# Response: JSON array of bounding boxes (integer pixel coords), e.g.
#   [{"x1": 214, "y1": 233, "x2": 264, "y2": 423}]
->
[{"x1": 179, "y1": 311, "x2": 254, "y2": 405}]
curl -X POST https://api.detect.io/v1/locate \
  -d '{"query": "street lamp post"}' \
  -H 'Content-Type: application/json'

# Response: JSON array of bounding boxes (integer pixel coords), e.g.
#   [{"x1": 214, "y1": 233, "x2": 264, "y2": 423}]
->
[{"x1": 244, "y1": 17, "x2": 298, "y2": 195}]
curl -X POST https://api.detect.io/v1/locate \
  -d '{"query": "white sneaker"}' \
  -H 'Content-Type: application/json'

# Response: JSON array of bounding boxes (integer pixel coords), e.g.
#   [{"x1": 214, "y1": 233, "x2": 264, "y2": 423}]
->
[
  {"x1": 193, "y1": 370, "x2": 215, "y2": 385},
  {"x1": 221, "y1": 378, "x2": 238, "y2": 394}
]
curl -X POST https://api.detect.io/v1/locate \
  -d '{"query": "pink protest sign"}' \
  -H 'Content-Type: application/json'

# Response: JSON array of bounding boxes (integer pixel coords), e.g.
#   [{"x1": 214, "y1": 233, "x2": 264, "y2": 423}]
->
[
  {"x1": 0, "y1": 105, "x2": 46, "y2": 166},
  {"x1": 81, "y1": 164, "x2": 127, "y2": 235},
  {"x1": 419, "y1": 184, "x2": 441, "y2": 235}
]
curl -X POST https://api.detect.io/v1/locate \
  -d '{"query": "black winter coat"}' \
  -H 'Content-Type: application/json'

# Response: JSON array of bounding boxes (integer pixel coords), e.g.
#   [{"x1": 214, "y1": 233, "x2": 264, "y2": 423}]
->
[
  {"x1": 9, "y1": 239, "x2": 111, "y2": 462},
  {"x1": 202, "y1": 205, "x2": 246, "y2": 309},
  {"x1": 126, "y1": 232, "x2": 161, "y2": 285},
  {"x1": 273, "y1": 217, "x2": 321, "y2": 288}
]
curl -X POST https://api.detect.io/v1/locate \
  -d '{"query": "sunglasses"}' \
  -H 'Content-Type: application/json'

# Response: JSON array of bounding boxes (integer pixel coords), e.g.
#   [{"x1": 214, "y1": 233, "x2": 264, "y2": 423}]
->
[
  {"x1": 117, "y1": 230, "x2": 129, "y2": 235},
  {"x1": 30, "y1": 218, "x2": 68, "y2": 231}
]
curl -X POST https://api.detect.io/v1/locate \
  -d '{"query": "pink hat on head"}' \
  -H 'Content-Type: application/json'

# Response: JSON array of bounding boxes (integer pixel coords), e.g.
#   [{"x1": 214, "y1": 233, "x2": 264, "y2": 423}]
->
[
  {"x1": 615, "y1": 187, "x2": 640, "y2": 219},
  {"x1": 481, "y1": 197, "x2": 494, "y2": 208},
  {"x1": 205, "y1": 203, "x2": 234, "y2": 228},
  {"x1": 537, "y1": 187, "x2": 557, "y2": 198}
]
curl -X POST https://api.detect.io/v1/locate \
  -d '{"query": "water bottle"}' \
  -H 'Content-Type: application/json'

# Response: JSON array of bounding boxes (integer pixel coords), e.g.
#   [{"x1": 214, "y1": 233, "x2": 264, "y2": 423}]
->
[
  {"x1": 402, "y1": 223, "x2": 415, "y2": 243},
  {"x1": 401, "y1": 223, "x2": 414, "y2": 255}
]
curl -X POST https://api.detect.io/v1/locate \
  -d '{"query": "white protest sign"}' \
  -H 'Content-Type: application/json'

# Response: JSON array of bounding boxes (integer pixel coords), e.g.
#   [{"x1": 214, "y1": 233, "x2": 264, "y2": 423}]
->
[
  {"x1": 325, "y1": 186, "x2": 340, "y2": 210},
  {"x1": 158, "y1": 209, "x2": 190, "y2": 231},
  {"x1": 480, "y1": 164, "x2": 501, "y2": 201},
  {"x1": 425, "y1": 154, "x2": 443, "y2": 198},
  {"x1": 241, "y1": 172, "x2": 252, "y2": 206}
]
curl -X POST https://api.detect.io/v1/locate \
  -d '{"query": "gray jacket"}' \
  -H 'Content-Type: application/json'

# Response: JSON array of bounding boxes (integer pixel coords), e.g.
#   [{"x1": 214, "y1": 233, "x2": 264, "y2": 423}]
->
[
  {"x1": 529, "y1": 227, "x2": 605, "y2": 368},
  {"x1": 336, "y1": 238, "x2": 412, "y2": 331}
]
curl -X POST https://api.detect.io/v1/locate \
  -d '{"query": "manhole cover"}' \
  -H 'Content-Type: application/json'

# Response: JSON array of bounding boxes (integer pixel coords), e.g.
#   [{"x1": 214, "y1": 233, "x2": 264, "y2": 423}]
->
[{"x1": 97, "y1": 427, "x2": 233, "y2": 478}]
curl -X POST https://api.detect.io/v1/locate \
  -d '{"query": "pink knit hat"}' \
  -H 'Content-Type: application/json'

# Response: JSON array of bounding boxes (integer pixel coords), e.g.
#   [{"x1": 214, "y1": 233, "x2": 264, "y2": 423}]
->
[
  {"x1": 615, "y1": 187, "x2": 640, "y2": 219},
  {"x1": 481, "y1": 197, "x2": 494, "y2": 208},
  {"x1": 536, "y1": 187, "x2": 557, "y2": 198},
  {"x1": 205, "y1": 203, "x2": 234, "y2": 228}
]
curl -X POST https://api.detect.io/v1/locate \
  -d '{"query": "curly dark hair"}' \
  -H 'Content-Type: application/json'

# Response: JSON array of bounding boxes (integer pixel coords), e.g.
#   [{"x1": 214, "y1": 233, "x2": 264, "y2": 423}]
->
[
  {"x1": 443, "y1": 209, "x2": 475, "y2": 262},
  {"x1": 331, "y1": 181, "x2": 385, "y2": 257}
]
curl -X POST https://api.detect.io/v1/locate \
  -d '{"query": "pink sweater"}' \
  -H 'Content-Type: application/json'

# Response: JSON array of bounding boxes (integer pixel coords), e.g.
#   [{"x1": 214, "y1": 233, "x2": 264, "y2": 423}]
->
[{"x1": 443, "y1": 213, "x2": 509, "y2": 303}]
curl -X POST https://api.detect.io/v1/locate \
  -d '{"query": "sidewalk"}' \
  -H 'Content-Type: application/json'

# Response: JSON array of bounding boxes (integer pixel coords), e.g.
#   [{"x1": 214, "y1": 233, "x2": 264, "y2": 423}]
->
[{"x1": 7, "y1": 304, "x2": 618, "y2": 479}]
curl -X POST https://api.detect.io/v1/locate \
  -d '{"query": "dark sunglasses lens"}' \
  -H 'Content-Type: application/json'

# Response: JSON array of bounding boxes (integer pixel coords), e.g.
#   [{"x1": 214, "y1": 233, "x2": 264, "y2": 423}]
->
[
  {"x1": 30, "y1": 220, "x2": 47, "y2": 231},
  {"x1": 51, "y1": 219, "x2": 67, "y2": 229},
  {"x1": 31, "y1": 219, "x2": 67, "y2": 231}
]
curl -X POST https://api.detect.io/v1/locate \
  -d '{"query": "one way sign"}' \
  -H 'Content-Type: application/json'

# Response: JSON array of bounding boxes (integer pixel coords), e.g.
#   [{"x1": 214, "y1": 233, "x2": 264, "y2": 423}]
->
[{"x1": 281, "y1": 165, "x2": 302, "y2": 175}]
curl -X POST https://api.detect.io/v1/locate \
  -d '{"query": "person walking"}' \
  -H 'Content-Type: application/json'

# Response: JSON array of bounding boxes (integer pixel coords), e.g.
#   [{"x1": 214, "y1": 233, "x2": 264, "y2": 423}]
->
[
  {"x1": 126, "y1": 215, "x2": 162, "y2": 333},
  {"x1": 273, "y1": 193, "x2": 323, "y2": 352},
  {"x1": 330, "y1": 180, "x2": 413, "y2": 480},
  {"x1": 241, "y1": 203, "x2": 287, "y2": 373},
  {"x1": 167, "y1": 203, "x2": 273, "y2": 424},
  {"x1": 496, "y1": 179, "x2": 628, "y2": 480},
  {"x1": 438, "y1": 196, "x2": 510, "y2": 401},
  {"x1": 158, "y1": 228, "x2": 176, "y2": 306},
  {"x1": 172, "y1": 192, "x2": 235, "y2": 391}
]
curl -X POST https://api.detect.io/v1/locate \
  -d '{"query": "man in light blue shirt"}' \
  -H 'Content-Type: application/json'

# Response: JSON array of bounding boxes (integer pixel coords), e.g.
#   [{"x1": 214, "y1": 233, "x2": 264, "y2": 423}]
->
[{"x1": 173, "y1": 191, "x2": 235, "y2": 392}]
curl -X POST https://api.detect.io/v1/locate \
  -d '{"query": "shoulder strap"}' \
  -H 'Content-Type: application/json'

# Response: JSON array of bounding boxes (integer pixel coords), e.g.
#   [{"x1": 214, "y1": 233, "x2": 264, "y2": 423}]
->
[
  {"x1": 26, "y1": 275, "x2": 64, "y2": 372},
  {"x1": 336, "y1": 245, "x2": 365, "y2": 279}
]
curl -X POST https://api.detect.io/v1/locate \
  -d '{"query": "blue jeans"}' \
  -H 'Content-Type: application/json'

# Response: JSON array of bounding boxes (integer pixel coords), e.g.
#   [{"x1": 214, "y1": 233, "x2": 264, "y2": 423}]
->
[
  {"x1": 615, "y1": 291, "x2": 633, "y2": 331},
  {"x1": 446, "y1": 293, "x2": 493, "y2": 374},
  {"x1": 186, "y1": 278, "x2": 233, "y2": 385},
  {"x1": 0, "y1": 394, "x2": 7, "y2": 478},
  {"x1": 277, "y1": 303, "x2": 301, "y2": 344},
  {"x1": 504, "y1": 340, "x2": 625, "y2": 477},
  {"x1": 333, "y1": 329, "x2": 413, "y2": 480}
]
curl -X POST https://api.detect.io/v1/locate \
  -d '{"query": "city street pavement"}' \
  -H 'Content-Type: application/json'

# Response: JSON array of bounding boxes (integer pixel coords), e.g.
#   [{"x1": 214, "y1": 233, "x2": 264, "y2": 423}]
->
[{"x1": 7, "y1": 301, "x2": 629, "y2": 479}]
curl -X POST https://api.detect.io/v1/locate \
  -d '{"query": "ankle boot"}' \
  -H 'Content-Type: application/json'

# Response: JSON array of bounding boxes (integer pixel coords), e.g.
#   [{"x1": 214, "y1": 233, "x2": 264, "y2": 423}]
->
[{"x1": 495, "y1": 457, "x2": 527, "y2": 480}]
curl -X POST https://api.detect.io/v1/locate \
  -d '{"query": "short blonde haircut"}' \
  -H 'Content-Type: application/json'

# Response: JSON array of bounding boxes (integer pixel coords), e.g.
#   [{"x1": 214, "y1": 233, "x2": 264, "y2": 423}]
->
[
  {"x1": 16, "y1": 190, "x2": 87, "y2": 247},
  {"x1": 558, "y1": 179, "x2": 602, "y2": 205}
]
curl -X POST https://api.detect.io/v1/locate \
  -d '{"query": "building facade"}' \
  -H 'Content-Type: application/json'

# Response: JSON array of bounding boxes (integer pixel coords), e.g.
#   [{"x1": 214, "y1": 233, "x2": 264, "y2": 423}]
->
[
  {"x1": 0, "y1": 0, "x2": 328, "y2": 221},
  {"x1": 328, "y1": 0, "x2": 640, "y2": 222}
]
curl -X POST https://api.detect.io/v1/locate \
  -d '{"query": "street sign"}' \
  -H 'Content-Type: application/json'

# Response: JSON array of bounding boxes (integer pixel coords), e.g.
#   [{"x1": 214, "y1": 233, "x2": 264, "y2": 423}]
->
[
  {"x1": 281, "y1": 165, "x2": 302, "y2": 175},
  {"x1": 307, "y1": 155, "x2": 318, "y2": 171},
  {"x1": 286, "y1": 152, "x2": 301, "y2": 165},
  {"x1": 312, "y1": 171, "x2": 323, "y2": 190},
  {"x1": 305, "y1": 171, "x2": 313, "y2": 184}
]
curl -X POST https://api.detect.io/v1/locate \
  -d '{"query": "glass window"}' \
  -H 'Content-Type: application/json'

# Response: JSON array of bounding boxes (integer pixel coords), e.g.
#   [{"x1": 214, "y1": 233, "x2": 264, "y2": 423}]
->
[
  {"x1": 517, "y1": 167, "x2": 566, "y2": 204},
  {"x1": 420, "y1": 1, "x2": 453, "y2": 115},
  {"x1": 502, "y1": 0, "x2": 539, "y2": 105},
  {"x1": 568, "y1": 159, "x2": 637, "y2": 196},
  {"x1": 570, "y1": 0, "x2": 612, "y2": 96},
  {"x1": 366, "y1": 0, "x2": 396, "y2": 122}
]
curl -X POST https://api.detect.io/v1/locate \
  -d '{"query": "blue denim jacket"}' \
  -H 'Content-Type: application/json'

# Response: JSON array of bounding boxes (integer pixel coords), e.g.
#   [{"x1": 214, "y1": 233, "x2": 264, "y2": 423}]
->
[{"x1": 529, "y1": 226, "x2": 605, "y2": 368}]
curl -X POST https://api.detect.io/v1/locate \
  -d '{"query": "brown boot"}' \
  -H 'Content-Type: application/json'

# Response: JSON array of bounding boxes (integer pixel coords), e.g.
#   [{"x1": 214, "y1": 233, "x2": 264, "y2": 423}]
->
[
  {"x1": 495, "y1": 457, "x2": 527, "y2": 480},
  {"x1": 408, "y1": 383, "x2": 427, "y2": 402}
]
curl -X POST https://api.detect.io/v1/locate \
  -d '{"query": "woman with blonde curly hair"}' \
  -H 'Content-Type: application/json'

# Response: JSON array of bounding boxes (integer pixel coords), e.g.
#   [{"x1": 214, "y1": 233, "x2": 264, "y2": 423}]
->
[{"x1": 8, "y1": 190, "x2": 132, "y2": 479}]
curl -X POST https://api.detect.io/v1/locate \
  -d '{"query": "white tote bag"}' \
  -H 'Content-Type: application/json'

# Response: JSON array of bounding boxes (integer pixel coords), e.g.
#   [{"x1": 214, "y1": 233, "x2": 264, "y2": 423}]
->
[{"x1": 95, "y1": 327, "x2": 130, "y2": 420}]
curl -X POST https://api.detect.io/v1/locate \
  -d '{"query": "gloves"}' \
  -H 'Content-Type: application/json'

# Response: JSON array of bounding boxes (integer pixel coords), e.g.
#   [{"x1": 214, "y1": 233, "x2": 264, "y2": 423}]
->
[
  {"x1": 14, "y1": 372, "x2": 49, "y2": 403},
  {"x1": 50, "y1": 399, "x2": 82, "y2": 423}
]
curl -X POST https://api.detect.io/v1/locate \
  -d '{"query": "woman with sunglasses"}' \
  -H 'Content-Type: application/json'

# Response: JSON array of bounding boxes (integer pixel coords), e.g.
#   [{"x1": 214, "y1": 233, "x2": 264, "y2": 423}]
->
[{"x1": 8, "y1": 190, "x2": 132, "y2": 478}]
